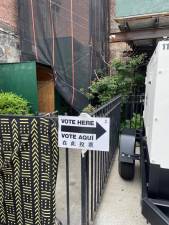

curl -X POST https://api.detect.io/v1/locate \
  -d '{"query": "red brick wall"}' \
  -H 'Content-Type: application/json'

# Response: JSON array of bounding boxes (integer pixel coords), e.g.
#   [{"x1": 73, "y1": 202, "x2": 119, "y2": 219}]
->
[
  {"x1": 110, "y1": 0, "x2": 131, "y2": 61},
  {"x1": 110, "y1": 0, "x2": 119, "y2": 33},
  {"x1": 0, "y1": 0, "x2": 17, "y2": 29}
]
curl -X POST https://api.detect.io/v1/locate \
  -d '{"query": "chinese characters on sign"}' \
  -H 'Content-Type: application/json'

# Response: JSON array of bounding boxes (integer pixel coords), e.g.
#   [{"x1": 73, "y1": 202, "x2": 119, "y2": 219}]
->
[{"x1": 58, "y1": 115, "x2": 110, "y2": 152}]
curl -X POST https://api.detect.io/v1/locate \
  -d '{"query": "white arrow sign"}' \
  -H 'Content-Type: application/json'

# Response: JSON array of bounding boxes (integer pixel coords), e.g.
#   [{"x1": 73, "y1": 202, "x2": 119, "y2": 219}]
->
[{"x1": 58, "y1": 115, "x2": 110, "y2": 152}]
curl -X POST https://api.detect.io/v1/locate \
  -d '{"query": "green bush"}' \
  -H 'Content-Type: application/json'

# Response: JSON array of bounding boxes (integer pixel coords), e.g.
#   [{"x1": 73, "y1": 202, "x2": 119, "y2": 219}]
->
[
  {"x1": 0, "y1": 92, "x2": 31, "y2": 115},
  {"x1": 121, "y1": 113, "x2": 143, "y2": 129},
  {"x1": 111, "y1": 54, "x2": 145, "y2": 77},
  {"x1": 82, "y1": 54, "x2": 146, "y2": 111},
  {"x1": 87, "y1": 75, "x2": 133, "y2": 105}
]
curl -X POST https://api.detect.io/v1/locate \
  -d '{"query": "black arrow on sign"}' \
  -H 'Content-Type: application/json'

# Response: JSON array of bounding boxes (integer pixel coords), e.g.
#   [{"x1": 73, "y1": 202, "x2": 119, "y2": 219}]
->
[{"x1": 61, "y1": 122, "x2": 106, "y2": 140}]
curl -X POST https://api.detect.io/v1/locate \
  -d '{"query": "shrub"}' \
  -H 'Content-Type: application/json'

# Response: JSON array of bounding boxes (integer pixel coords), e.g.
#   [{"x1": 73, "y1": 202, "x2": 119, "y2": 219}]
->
[
  {"x1": 0, "y1": 92, "x2": 31, "y2": 115},
  {"x1": 82, "y1": 54, "x2": 146, "y2": 111},
  {"x1": 121, "y1": 113, "x2": 143, "y2": 129},
  {"x1": 82, "y1": 104, "x2": 95, "y2": 113},
  {"x1": 87, "y1": 75, "x2": 133, "y2": 105},
  {"x1": 111, "y1": 54, "x2": 145, "y2": 76}
]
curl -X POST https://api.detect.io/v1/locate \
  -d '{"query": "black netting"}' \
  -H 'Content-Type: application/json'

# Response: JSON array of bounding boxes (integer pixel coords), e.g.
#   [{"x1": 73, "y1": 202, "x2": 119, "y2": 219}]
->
[{"x1": 18, "y1": 0, "x2": 109, "y2": 112}]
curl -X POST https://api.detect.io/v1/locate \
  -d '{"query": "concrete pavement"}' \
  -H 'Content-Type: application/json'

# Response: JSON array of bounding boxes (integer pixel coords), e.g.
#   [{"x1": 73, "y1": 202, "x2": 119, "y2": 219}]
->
[
  {"x1": 55, "y1": 149, "x2": 147, "y2": 225},
  {"x1": 94, "y1": 152, "x2": 147, "y2": 225}
]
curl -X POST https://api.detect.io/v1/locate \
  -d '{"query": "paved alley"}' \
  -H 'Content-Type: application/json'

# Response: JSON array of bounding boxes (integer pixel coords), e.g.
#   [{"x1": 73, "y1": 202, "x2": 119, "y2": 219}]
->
[{"x1": 94, "y1": 152, "x2": 147, "y2": 225}]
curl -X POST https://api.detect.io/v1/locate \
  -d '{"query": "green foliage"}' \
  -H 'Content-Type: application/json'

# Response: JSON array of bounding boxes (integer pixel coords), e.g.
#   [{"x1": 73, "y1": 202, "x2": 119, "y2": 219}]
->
[
  {"x1": 95, "y1": 69, "x2": 105, "y2": 79},
  {"x1": 0, "y1": 92, "x2": 31, "y2": 115},
  {"x1": 133, "y1": 73, "x2": 145, "y2": 87},
  {"x1": 81, "y1": 54, "x2": 146, "y2": 113},
  {"x1": 88, "y1": 75, "x2": 133, "y2": 105},
  {"x1": 121, "y1": 113, "x2": 143, "y2": 129},
  {"x1": 82, "y1": 54, "x2": 146, "y2": 111},
  {"x1": 111, "y1": 54, "x2": 145, "y2": 76},
  {"x1": 82, "y1": 104, "x2": 95, "y2": 113}
]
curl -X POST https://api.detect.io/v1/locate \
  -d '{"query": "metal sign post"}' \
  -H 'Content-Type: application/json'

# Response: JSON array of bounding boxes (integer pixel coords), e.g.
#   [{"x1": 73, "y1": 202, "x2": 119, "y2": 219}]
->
[{"x1": 58, "y1": 114, "x2": 110, "y2": 152}]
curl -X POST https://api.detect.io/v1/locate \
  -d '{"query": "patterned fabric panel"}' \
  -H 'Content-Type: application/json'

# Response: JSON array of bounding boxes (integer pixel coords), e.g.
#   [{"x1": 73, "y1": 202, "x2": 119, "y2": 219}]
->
[{"x1": 0, "y1": 116, "x2": 59, "y2": 225}]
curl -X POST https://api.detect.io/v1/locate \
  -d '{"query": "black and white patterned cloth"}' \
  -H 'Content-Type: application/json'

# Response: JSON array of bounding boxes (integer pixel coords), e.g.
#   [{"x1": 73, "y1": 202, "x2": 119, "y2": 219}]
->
[{"x1": 0, "y1": 116, "x2": 59, "y2": 225}]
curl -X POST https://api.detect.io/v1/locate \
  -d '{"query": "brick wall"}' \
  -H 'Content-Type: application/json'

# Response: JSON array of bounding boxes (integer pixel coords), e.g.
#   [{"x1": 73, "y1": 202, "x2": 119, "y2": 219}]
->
[
  {"x1": 0, "y1": 0, "x2": 19, "y2": 63},
  {"x1": 0, "y1": 0, "x2": 17, "y2": 29},
  {"x1": 110, "y1": 0, "x2": 119, "y2": 33},
  {"x1": 110, "y1": 0, "x2": 131, "y2": 61}
]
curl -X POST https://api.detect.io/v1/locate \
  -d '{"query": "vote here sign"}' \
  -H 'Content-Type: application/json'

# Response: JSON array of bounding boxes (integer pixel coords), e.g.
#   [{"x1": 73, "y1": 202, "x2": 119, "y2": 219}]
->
[{"x1": 58, "y1": 115, "x2": 110, "y2": 152}]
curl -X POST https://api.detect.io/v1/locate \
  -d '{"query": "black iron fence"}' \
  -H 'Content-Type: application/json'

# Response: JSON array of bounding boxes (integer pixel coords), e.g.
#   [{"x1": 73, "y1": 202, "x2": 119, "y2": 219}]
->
[
  {"x1": 48, "y1": 95, "x2": 144, "y2": 225},
  {"x1": 81, "y1": 95, "x2": 121, "y2": 225},
  {"x1": 56, "y1": 96, "x2": 121, "y2": 225}
]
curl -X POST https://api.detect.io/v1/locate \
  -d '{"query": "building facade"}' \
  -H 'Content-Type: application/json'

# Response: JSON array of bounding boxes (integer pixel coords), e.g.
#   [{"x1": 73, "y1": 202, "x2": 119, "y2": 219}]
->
[
  {"x1": 0, "y1": 0, "x2": 118, "y2": 66},
  {"x1": 111, "y1": 0, "x2": 169, "y2": 56},
  {"x1": 0, "y1": 0, "x2": 20, "y2": 63},
  {"x1": 110, "y1": 0, "x2": 131, "y2": 61}
]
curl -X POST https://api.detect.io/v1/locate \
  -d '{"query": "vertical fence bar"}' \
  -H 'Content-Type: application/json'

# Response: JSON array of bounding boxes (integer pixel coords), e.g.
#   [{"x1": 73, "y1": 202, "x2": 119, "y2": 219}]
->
[
  {"x1": 97, "y1": 152, "x2": 100, "y2": 204},
  {"x1": 100, "y1": 152, "x2": 103, "y2": 193},
  {"x1": 135, "y1": 96, "x2": 138, "y2": 128},
  {"x1": 86, "y1": 151, "x2": 89, "y2": 225},
  {"x1": 66, "y1": 148, "x2": 70, "y2": 225},
  {"x1": 103, "y1": 152, "x2": 105, "y2": 184},
  {"x1": 94, "y1": 151, "x2": 97, "y2": 212},
  {"x1": 91, "y1": 151, "x2": 94, "y2": 221},
  {"x1": 140, "y1": 95, "x2": 142, "y2": 127},
  {"x1": 81, "y1": 151, "x2": 89, "y2": 225}
]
